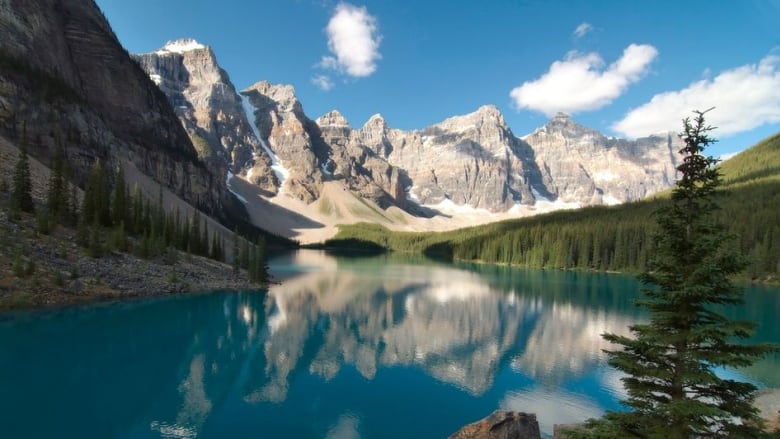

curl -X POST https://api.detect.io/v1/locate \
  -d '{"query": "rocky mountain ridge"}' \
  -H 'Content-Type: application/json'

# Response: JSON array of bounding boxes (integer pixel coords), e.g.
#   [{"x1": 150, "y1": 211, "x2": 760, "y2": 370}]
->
[
  {"x1": 133, "y1": 40, "x2": 277, "y2": 194},
  {"x1": 135, "y1": 38, "x2": 681, "y2": 226},
  {"x1": 526, "y1": 112, "x2": 678, "y2": 205},
  {"x1": 0, "y1": 3, "x2": 228, "y2": 217}
]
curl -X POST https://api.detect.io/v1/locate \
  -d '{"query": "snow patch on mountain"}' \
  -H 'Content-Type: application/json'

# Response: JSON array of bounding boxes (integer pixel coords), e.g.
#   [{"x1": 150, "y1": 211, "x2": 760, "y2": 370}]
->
[
  {"x1": 593, "y1": 171, "x2": 618, "y2": 182},
  {"x1": 406, "y1": 187, "x2": 493, "y2": 215},
  {"x1": 156, "y1": 38, "x2": 205, "y2": 55},
  {"x1": 511, "y1": 187, "x2": 580, "y2": 213},
  {"x1": 238, "y1": 93, "x2": 290, "y2": 189},
  {"x1": 226, "y1": 171, "x2": 248, "y2": 204},
  {"x1": 429, "y1": 198, "x2": 493, "y2": 215},
  {"x1": 602, "y1": 194, "x2": 621, "y2": 206}
]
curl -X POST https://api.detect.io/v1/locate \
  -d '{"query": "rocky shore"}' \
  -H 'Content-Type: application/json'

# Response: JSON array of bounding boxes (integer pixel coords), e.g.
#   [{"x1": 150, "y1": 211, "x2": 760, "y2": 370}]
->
[{"x1": 0, "y1": 208, "x2": 261, "y2": 311}]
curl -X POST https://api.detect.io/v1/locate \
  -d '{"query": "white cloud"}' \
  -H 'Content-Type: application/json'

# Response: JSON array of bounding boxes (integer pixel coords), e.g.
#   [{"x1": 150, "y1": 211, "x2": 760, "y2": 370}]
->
[
  {"x1": 509, "y1": 44, "x2": 658, "y2": 116},
  {"x1": 613, "y1": 55, "x2": 780, "y2": 138},
  {"x1": 311, "y1": 74, "x2": 334, "y2": 91},
  {"x1": 573, "y1": 22, "x2": 593, "y2": 39},
  {"x1": 320, "y1": 2, "x2": 381, "y2": 78}
]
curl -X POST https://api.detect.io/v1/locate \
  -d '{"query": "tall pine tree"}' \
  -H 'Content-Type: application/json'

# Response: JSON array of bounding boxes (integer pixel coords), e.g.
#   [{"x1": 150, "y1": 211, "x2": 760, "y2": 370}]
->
[
  {"x1": 112, "y1": 165, "x2": 128, "y2": 227},
  {"x1": 588, "y1": 110, "x2": 777, "y2": 438},
  {"x1": 232, "y1": 229, "x2": 240, "y2": 275},
  {"x1": 82, "y1": 159, "x2": 110, "y2": 226},
  {"x1": 11, "y1": 135, "x2": 35, "y2": 215},
  {"x1": 46, "y1": 140, "x2": 67, "y2": 221}
]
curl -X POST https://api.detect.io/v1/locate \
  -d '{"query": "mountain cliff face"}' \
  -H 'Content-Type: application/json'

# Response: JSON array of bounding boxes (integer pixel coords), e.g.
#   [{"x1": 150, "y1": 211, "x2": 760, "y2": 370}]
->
[
  {"x1": 328, "y1": 106, "x2": 679, "y2": 212},
  {"x1": 525, "y1": 113, "x2": 678, "y2": 205},
  {"x1": 133, "y1": 40, "x2": 277, "y2": 194},
  {"x1": 0, "y1": 0, "x2": 225, "y2": 213},
  {"x1": 239, "y1": 81, "x2": 408, "y2": 208},
  {"x1": 241, "y1": 81, "x2": 323, "y2": 201},
  {"x1": 133, "y1": 37, "x2": 680, "y2": 219},
  {"x1": 315, "y1": 109, "x2": 409, "y2": 209},
  {"x1": 353, "y1": 105, "x2": 543, "y2": 211}
]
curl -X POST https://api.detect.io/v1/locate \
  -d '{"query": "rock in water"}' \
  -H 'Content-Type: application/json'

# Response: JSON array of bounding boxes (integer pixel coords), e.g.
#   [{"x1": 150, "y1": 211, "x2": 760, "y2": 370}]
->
[{"x1": 449, "y1": 411, "x2": 541, "y2": 439}]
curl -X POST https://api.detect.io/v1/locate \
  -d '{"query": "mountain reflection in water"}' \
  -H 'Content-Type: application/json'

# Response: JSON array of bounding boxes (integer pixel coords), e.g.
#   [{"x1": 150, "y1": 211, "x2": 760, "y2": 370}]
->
[
  {"x1": 1, "y1": 250, "x2": 776, "y2": 438},
  {"x1": 255, "y1": 251, "x2": 633, "y2": 400}
]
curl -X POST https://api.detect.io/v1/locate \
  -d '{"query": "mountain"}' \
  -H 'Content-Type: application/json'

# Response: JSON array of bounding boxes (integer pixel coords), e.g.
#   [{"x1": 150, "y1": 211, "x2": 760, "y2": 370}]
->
[
  {"x1": 132, "y1": 38, "x2": 683, "y2": 242},
  {"x1": 0, "y1": 1, "x2": 226, "y2": 215},
  {"x1": 241, "y1": 80, "x2": 325, "y2": 201},
  {"x1": 324, "y1": 105, "x2": 680, "y2": 212},
  {"x1": 342, "y1": 105, "x2": 537, "y2": 212},
  {"x1": 250, "y1": 85, "x2": 680, "y2": 213},
  {"x1": 137, "y1": 41, "x2": 680, "y2": 218},
  {"x1": 133, "y1": 40, "x2": 277, "y2": 194},
  {"x1": 525, "y1": 112, "x2": 678, "y2": 205},
  {"x1": 331, "y1": 132, "x2": 780, "y2": 281}
]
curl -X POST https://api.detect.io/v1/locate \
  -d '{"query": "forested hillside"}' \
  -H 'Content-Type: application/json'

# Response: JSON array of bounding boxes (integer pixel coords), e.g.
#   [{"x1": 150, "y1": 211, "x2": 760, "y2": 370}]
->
[{"x1": 329, "y1": 132, "x2": 780, "y2": 282}]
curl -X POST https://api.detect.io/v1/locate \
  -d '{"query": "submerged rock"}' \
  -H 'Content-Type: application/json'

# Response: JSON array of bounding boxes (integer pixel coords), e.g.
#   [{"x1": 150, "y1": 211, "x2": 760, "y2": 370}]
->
[{"x1": 449, "y1": 410, "x2": 541, "y2": 439}]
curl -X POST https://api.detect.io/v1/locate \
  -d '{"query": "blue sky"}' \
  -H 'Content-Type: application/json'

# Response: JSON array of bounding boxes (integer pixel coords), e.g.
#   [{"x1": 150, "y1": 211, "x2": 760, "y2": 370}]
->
[{"x1": 96, "y1": 0, "x2": 780, "y2": 156}]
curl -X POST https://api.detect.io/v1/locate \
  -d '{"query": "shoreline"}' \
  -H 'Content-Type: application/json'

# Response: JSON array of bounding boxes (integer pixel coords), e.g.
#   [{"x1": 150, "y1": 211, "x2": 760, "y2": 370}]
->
[
  {"x1": 0, "y1": 210, "x2": 265, "y2": 312},
  {"x1": 0, "y1": 246, "x2": 266, "y2": 312}
]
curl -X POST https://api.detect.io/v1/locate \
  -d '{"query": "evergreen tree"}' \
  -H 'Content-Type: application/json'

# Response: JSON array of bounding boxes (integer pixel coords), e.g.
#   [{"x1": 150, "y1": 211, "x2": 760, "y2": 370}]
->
[
  {"x1": 11, "y1": 135, "x2": 35, "y2": 215},
  {"x1": 164, "y1": 209, "x2": 176, "y2": 247},
  {"x1": 248, "y1": 244, "x2": 259, "y2": 283},
  {"x1": 177, "y1": 209, "x2": 189, "y2": 251},
  {"x1": 88, "y1": 217, "x2": 103, "y2": 258},
  {"x1": 232, "y1": 229, "x2": 240, "y2": 275},
  {"x1": 112, "y1": 165, "x2": 128, "y2": 227},
  {"x1": 46, "y1": 140, "x2": 67, "y2": 221},
  {"x1": 210, "y1": 231, "x2": 220, "y2": 261},
  {"x1": 201, "y1": 219, "x2": 209, "y2": 257},
  {"x1": 110, "y1": 221, "x2": 128, "y2": 252},
  {"x1": 82, "y1": 159, "x2": 110, "y2": 226},
  {"x1": 240, "y1": 239, "x2": 249, "y2": 269},
  {"x1": 36, "y1": 209, "x2": 52, "y2": 234},
  {"x1": 76, "y1": 209, "x2": 89, "y2": 247},
  {"x1": 590, "y1": 111, "x2": 776, "y2": 438},
  {"x1": 189, "y1": 211, "x2": 200, "y2": 254},
  {"x1": 66, "y1": 169, "x2": 79, "y2": 227},
  {"x1": 131, "y1": 184, "x2": 143, "y2": 235},
  {"x1": 247, "y1": 238, "x2": 267, "y2": 284}
]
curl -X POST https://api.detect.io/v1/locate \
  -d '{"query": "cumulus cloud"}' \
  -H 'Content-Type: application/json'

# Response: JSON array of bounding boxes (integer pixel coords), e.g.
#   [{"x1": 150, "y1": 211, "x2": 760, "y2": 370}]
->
[
  {"x1": 320, "y1": 2, "x2": 382, "y2": 78},
  {"x1": 613, "y1": 55, "x2": 780, "y2": 138},
  {"x1": 510, "y1": 44, "x2": 658, "y2": 116},
  {"x1": 311, "y1": 74, "x2": 334, "y2": 91},
  {"x1": 573, "y1": 22, "x2": 593, "y2": 39}
]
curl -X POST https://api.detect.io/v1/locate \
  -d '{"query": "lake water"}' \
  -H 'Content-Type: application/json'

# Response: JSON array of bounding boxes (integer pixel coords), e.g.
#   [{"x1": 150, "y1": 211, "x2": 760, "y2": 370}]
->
[{"x1": 1, "y1": 250, "x2": 778, "y2": 438}]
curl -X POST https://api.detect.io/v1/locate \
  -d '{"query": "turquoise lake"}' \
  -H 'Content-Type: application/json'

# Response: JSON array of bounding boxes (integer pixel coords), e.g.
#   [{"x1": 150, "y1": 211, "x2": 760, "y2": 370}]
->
[{"x1": 1, "y1": 250, "x2": 778, "y2": 438}]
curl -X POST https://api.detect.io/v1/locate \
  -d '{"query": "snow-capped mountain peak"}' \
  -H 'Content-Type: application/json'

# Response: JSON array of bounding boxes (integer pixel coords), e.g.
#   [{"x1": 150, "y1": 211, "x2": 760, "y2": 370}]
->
[{"x1": 155, "y1": 38, "x2": 206, "y2": 55}]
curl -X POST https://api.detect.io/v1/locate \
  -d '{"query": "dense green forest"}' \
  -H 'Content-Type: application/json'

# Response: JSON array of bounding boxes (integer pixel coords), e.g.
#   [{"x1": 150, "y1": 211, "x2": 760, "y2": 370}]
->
[{"x1": 328, "y1": 132, "x2": 780, "y2": 282}]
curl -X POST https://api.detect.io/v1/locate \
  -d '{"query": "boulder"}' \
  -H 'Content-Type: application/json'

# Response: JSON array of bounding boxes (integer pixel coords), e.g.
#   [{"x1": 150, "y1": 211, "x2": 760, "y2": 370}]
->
[
  {"x1": 449, "y1": 410, "x2": 541, "y2": 439},
  {"x1": 754, "y1": 389, "x2": 780, "y2": 433}
]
